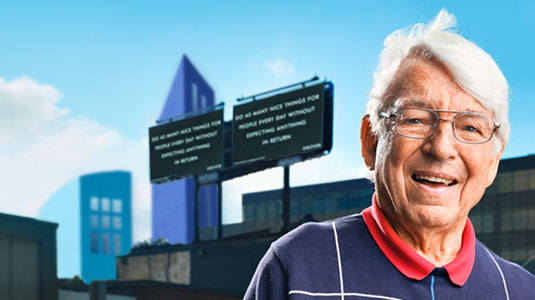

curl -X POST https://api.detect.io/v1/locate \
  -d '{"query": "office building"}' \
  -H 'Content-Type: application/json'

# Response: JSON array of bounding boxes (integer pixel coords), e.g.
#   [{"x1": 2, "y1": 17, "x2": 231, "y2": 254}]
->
[
  {"x1": 242, "y1": 177, "x2": 374, "y2": 231},
  {"x1": 39, "y1": 170, "x2": 132, "y2": 282},
  {"x1": 240, "y1": 154, "x2": 535, "y2": 274},
  {"x1": 470, "y1": 154, "x2": 535, "y2": 272},
  {"x1": 152, "y1": 55, "x2": 218, "y2": 244}
]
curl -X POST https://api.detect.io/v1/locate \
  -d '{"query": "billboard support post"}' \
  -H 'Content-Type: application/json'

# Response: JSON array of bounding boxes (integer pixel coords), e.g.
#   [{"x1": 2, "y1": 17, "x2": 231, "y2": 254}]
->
[
  {"x1": 282, "y1": 165, "x2": 290, "y2": 232},
  {"x1": 193, "y1": 177, "x2": 200, "y2": 243},
  {"x1": 217, "y1": 181, "x2": 223, "y2": 239}
]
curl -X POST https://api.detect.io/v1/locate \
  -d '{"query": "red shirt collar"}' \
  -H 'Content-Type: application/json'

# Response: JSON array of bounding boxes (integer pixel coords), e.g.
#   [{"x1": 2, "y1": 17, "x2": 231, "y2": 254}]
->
[{"x1": 361, "y1": 193, "x2": 475, "y2": 286}]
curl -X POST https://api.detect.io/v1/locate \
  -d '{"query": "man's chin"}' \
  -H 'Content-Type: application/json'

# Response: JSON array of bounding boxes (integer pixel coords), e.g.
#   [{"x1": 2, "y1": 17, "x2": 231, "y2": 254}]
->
[{"x1": 407, "y1": 205, "x2": 459, "y2": 228}]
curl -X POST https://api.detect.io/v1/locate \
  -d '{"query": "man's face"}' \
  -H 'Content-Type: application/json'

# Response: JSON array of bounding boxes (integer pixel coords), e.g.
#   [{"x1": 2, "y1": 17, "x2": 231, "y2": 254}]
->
[{"x1": 364, "y1": 58, "x2": 503, "y2": 232}]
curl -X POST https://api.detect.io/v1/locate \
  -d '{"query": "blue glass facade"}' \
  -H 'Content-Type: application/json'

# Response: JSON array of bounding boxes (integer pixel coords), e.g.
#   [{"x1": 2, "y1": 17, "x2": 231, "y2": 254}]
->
[
  {"x1": 242, "y1": 178, "x2": 374, "y2": 223},
  {"x1": 80, "y1": 171, "x2": 132, "y2": 282},
  {"x1": 152, "y1": 55, "x2": 218, "y2": 244}
]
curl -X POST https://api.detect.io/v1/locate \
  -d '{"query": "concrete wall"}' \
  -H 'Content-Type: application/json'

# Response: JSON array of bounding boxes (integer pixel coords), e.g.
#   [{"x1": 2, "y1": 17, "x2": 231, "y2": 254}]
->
[{"x1": 117, "y1": 251, "x2": 191, "y2": 285}]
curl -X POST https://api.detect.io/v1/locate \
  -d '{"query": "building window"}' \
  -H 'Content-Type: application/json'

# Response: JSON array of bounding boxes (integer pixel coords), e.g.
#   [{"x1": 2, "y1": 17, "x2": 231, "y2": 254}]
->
[
  {"x1": 112, "y1": 199, "x2": 122, "y2": 213},
  {"x1": 113, "y1": 216, "x2": 122, "y2": 230},
  {"x1": 498, "y1": 172, "x2": 513, "y2": 193},
  {"x1": 501, "y1": 210, "x2": 512, "y2": 232},
  {"x1": 101, "y1": 198, "x2": 110, "y2": 212},
  {"x1": 337, "y1": 196, "x2": 356, "y2": 210},
  {"x1": 325, "y1": 197, "x2": 336, "y2": 212},
  {"x1": 102, "y1": 215, "x2": 110, "y2": 229},
  {"x1": 290, "y1": 198, "x2": 300, "y2": 217},
  {"x1": 471, "y1": 213, "x2": 482, "y2": 233},
  {"x1": 529, "y1": 169, "x2": 535, "y2": 190},
  {"x1": 256, "y1": 201, "x2": 266, "y2": 221},
  {"x1": 192, "y1": 83, "x2": 198, "y2": 111},
  {"x1": 513, "y1": 170, "x2": 530, "y2": 191},
  {"x1": 499, "y1": 193, "x2": 512, "y2": 210},
  {"x1": 102, "y1": 233, "x2": 110, "y2": 254},
  {"x1": 513, "y1": 209, "x2": 529, "y2": 231},
  {"x1": 312, "y1": 197, "x2": 325, "y2": 214},
  {"x1": 91, "y1": 197, "x2": 99, "y2": 211},
  {"x1": 201, "y1": 94, "x2": 207, "y2": 108},
  {"x1": 244, "y1": 203, "x2": 255, "y2": 221},
  {"x1": 90, "y1": 232, "x2": 99, "y2": 253},
  {"x1": 266, "y1": 201, "x2": 277, "y2": 219},
  {"x1": 114, "y1": 234, "x2": 122, "y2": 255},
  {"x1": 300, "y1": 198, "x2": 312, "y2": 215},
  {"x1": 91, "y1": 215, "x2": 99, "y2": 228},
  {"x1": 482, "y1": 212, "x2": 494, "y2": 234},
  {"x1": 529, "y1": 208, "x2": 535, "y2": 230}
]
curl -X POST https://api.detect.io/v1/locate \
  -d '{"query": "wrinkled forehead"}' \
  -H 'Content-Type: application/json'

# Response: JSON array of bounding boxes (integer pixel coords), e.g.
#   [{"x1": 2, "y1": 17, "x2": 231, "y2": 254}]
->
[
  {"x1": 384, "y1": 58, "x2": 493, "y2": 115},
  {"x1": 392, "y1": 98, "x2": 491, "y2": 115}
]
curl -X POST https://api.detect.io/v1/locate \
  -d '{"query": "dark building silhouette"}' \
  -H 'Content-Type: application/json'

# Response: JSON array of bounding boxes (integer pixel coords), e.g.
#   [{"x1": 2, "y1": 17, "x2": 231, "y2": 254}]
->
[{"x1": 0, "y1": 213, "x2": 58, "y2": 300}]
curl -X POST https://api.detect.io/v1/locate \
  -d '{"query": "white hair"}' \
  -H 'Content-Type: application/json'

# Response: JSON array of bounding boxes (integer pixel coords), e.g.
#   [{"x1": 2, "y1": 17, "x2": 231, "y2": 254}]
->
[{"x1": 367, "y1": 9, "x2": 509, "y2": 155}]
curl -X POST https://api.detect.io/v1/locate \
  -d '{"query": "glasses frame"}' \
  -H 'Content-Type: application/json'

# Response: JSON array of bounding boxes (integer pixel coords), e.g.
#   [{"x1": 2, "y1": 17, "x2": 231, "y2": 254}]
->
[{"x1": 379, "y1": 107, "x2": 500, "y2": 144}]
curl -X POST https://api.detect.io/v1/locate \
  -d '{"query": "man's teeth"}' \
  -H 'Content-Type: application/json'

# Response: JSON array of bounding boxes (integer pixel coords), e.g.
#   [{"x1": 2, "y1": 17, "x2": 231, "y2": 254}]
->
[{"x1": 415, "y1": 175, "x2": 454, "y2": 185}]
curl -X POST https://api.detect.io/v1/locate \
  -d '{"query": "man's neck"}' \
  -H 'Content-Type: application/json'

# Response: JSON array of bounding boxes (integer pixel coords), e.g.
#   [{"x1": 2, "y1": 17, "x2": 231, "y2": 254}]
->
[{"x1": 385, "y1": 213, "x2": 465, "y2": 267}]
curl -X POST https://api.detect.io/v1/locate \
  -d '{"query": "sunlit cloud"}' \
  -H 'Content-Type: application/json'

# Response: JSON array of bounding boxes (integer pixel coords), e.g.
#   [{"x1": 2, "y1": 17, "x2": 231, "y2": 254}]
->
[
  {"x1": 265, "y1": 57, "x2": 295, "y2": 77},
  {"x1": 0, "y1": 75, "x2": 151, "y2": 242},
  {"x1": 222, "y1": 168, "x2": 283, "y2": 224}
]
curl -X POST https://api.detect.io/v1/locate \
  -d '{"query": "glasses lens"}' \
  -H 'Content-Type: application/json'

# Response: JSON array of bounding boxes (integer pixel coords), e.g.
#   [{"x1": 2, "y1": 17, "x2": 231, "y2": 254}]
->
[
  {"x1": 396, "y1": 109, "x2": 436, "y2": 138},
  {"x1": 454, "y1": 114, "x2": 495, "y2": 143}
]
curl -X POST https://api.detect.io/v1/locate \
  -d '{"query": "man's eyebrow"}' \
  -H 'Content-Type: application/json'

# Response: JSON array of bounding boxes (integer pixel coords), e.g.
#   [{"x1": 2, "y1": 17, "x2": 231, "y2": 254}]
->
[{"x1": 395, "y1": 98, "x2": 428, "y2": 108}]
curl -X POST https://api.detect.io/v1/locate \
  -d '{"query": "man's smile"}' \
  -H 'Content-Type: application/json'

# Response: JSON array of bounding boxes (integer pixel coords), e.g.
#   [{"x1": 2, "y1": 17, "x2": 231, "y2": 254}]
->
[{"x1": 411, "y1": 173, "x2": 457, "y2": 187}]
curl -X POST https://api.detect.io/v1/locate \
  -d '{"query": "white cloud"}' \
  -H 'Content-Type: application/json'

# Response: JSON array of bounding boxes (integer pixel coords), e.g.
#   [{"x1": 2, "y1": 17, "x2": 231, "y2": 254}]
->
[
  {"x1": 132, "y1": 177, "x2": 152, "y2": 242},
  {"x1": 0, "y1": 75, "x2": 151, "y2": 243},
  {"x1": 245, "y1": 52, "x2": 296, "y2": 80},
  {"x1": 290, "y1": 152, "x2": 370, "y2": 186},
  {"x1": 265, "y1": 58, "x2": 295, "y2": 77},
  {"x1": 222, "y1": 168, "x2": 283, "y2": 224}
]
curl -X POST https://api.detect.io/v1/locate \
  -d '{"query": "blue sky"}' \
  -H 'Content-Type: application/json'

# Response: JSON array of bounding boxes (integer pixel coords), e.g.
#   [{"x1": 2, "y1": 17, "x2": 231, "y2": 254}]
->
[{"x1": 1, "y1": 1, "x2": 534, "y2": 242}]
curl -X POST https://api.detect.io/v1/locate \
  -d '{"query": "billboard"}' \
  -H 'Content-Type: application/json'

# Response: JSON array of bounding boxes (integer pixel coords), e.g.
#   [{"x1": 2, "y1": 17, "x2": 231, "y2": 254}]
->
[
  {"x1": 232, "y1": 83, "x2": 327, "y2": 165},
  {"x1": 149, "y1": 109, "x2": 224, "y2": 182}
]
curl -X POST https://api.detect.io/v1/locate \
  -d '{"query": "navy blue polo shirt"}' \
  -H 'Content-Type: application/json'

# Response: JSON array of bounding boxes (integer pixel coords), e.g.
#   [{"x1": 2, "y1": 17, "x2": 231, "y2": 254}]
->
[{"x1": 245, "y1": 196, "x2": 535, "y2": 299}]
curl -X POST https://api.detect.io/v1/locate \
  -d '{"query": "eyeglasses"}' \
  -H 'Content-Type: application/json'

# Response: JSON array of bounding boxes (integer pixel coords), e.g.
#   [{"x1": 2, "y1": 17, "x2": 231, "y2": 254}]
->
[{"x1": 379, "y1": 108, "x2": 500, "y2": 144}]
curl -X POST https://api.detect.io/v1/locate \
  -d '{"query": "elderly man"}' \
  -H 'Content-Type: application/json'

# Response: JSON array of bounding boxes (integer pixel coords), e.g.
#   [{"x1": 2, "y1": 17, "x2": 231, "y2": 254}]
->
[{"x1": 245, "y1": 9, "x2": 535, "y2": 299}]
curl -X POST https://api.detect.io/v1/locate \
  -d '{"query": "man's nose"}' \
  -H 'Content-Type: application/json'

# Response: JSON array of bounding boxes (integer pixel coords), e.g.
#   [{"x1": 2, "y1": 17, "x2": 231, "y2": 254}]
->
[{"x1": 422, "y1": 119, "x2": 458, "y2": 161}]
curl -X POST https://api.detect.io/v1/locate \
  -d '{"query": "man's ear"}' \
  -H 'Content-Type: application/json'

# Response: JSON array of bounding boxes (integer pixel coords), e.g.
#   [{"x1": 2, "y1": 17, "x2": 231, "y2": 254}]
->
[
  {"x1": 361, "y1": 114, "x2": 378, "y2": 171},
  {"x1": 487, "y1": 142, "x2": 506, "y2": 187}
]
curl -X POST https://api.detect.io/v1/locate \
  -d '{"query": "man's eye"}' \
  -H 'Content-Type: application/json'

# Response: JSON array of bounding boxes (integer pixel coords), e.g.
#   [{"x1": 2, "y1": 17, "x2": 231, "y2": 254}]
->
[
  {"x1": 407, "y1": 118, "x2": 422, "y2": 124},
  {"x1": 463, "y1": 126, "x2": 479, "y2": 133}
]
